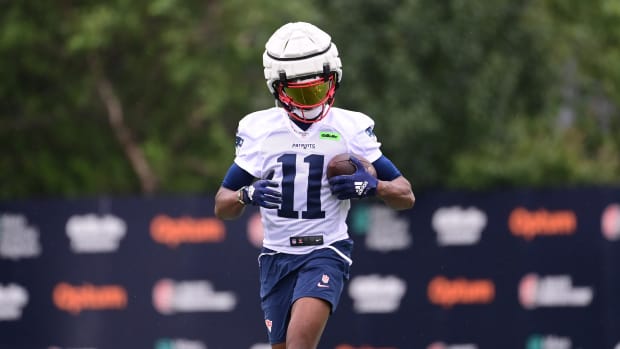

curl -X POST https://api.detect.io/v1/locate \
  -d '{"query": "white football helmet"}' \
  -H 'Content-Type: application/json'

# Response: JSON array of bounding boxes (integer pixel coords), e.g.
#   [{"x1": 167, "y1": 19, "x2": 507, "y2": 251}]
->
[{"x1": 263, "y1": 22, "x2": 343, "y2": 123}]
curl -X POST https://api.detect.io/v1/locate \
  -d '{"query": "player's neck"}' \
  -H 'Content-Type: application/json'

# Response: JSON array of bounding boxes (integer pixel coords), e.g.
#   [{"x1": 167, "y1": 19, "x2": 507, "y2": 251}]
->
[{"x1": 290, "y1": 117, "x2": 313, "y2": 131}]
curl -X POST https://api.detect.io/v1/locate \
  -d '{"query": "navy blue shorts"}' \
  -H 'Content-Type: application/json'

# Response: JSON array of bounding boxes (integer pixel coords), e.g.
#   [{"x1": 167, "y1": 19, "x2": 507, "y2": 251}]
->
[{"x1": 258, "y1": 238, "x2": 354, "y2": 344}]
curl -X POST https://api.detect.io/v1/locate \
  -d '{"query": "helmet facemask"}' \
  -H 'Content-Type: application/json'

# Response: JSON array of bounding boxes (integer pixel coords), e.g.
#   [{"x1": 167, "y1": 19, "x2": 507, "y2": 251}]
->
[{"x1": 274, "y1": 69, "x2": 337, "y2": 123}]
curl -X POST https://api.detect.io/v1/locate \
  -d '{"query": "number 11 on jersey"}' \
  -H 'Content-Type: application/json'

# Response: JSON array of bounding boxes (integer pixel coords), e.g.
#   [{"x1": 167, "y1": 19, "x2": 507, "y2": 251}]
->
[{"x1": 277, "y1": 154, "x2": 326, "y2": 219}]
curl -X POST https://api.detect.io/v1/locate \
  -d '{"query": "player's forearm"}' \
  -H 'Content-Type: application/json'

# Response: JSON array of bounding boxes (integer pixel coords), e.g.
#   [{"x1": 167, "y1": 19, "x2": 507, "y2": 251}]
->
[
  {"x1": 376, "y1": 176, "x2": 415, "y2": 210},
  {"x1": 214, "y1": 187, "x2": 246, "y2": 220}
]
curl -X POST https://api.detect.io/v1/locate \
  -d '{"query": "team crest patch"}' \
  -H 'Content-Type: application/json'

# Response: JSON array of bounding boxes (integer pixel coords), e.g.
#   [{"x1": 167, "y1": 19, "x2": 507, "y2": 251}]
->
[
  {"x1": 235, "y1": 136, "x2": 244, "y2": 148},
  {"x1": 320, "y1": 131, "x2": 340, "y2": 140},
  {"x1": 365, "y1": 126, "x2": 376, "y2": 138},
  {"x1": 265, "y1": 319, "x2": 272, "y2": 332}
]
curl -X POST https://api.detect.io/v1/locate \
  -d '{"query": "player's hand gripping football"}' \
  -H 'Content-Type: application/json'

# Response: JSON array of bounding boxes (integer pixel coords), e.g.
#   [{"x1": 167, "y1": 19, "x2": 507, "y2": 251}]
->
[
  {"x1": 328, "y1": 156, "x2": 378, "y2": 200},
  {"x1": 240, "y1": 171, "x2": 282, "y2": 209}
]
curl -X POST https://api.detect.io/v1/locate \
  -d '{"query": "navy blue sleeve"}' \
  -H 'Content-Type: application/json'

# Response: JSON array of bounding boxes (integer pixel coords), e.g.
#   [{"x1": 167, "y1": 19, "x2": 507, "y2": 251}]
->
[
  {"x1": 221, "y1": 163, "x2": 255, "y2": 190},
  {"x1": 372, "y1": 155, "x2": 402, "y2": 181}
]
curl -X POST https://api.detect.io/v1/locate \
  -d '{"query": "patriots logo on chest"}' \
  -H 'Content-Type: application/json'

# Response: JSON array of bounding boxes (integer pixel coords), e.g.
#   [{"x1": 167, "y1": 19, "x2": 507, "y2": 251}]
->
[{"x1": 291, "y1": 143, "x2": 317, "y2": 150}]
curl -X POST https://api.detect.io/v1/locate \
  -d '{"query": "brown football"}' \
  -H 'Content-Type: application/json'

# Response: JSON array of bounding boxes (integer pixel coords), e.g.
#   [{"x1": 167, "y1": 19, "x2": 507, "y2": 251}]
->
[{"x1": 326, "y1": 153, "x2": 377, "y2": 179}]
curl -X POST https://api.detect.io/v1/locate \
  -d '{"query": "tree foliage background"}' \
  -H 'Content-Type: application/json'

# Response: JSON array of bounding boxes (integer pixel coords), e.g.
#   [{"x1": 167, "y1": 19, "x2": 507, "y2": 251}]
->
[{"x1": 1, "y1": 0, "x2": 619, "y2": 199}]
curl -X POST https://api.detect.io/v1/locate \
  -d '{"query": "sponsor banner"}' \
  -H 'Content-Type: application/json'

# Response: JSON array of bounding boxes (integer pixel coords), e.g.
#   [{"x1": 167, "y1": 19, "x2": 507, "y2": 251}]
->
[
  {"x1": 602, "y1": 203, "x2": 620, "y2": 241},
  {"x1": 0, "y1": 213, "x2": 41, "y2": 260},
  {"x1": 0, "y1": 189, "x2": 618, "y2": 348},
  {"x1": 509, "y1": 207, "x2": 577, "y2": 240},
  {"x1": 246, "y1": 212, "x2": 264, "y2": 248},
  {"x1": 52, "y1": 283, "x2": 128, "y2": 314},
  {"x1": 427, "y1": 276, "x2": 495, "y2": 308},
  {"x1": 65, "y1": 214, "x2": 126, "y2": 253},
  {"x1": 349, "y1": 205, "x2": 411, "y2": 252},
  {"x1": 427, "y1": 343, "x2": 478, "y2": 349},
  {"x1": 154, "y1": 338, "x2": 207, "y2": 349},
  {"x1": 519, "y1": 273, "x2": 593, "y2": 309},
  {"x1": 249, "y1": 344, "x2": 271, "y2": 349},
  {"x1": 152, "y1": 279, "x2": 237, "y2": 314},
  {"x1": 432, "y1": 206, "x2": 486, "y2": 246},
  {"x1": 0, "y1": 283, "x2": 28, "y2": 320},
  {"x1": 150, "y1": 214, "x2": 225, "y2": 247},
  {"x1": 525, "y1": 334, "x2": 572, "y2": 349},
  {"x1": 335, "y1": 345, "x2": 398, "y2": 349},
  {"x1": 348, "y1": 274, "x2": 407, "y2": 313}
]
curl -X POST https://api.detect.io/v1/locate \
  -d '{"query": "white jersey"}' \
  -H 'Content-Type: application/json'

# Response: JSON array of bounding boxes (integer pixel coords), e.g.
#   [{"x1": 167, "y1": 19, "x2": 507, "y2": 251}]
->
[{"x1": 234, "y1": 107, "x2": 383, "y2": 254}]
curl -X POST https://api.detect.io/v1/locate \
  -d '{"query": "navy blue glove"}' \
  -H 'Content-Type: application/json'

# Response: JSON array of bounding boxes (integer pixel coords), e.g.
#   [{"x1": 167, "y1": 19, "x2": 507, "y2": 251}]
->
[
  {"x1": 328, "y1": 156, "x2": 378, "y2": 200},
  {"x1": 240, "y1": 178, "x2": 282, "y2": 209}
]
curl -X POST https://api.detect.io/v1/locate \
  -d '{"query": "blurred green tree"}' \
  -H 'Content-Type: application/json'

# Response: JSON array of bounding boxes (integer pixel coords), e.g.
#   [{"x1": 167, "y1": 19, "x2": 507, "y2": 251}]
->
[
  {"x1": 318, "y1": 0, "x2": 619, "y2": 189},
  {"x1": 0, "y1": 0, "x2": 320, "y2": 198},
  {"x1": 0, "y1": 0, "x2": 618, "y2": 199}
]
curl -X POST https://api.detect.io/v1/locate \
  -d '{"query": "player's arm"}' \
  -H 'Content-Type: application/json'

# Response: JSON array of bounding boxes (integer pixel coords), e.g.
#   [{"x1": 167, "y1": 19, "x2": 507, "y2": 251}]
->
[
  {"x1": 329, "y1": 155, "x2": 415, "y2": 210},
  {"x1": 214, "y1": 163, "x2": 255, "y2": 220},
  {"x1": 214, "y1": 163, "x2": 283, "y2": 220},
  {"x1": 214, "y1": 187, "x2": 245, "y2": 220},
  {"x1": 376, "y1": 176, "x2": 415, "y2": 210},
  {"x1": 373, "y1": 155, "x2": 415, "y2": 210}
]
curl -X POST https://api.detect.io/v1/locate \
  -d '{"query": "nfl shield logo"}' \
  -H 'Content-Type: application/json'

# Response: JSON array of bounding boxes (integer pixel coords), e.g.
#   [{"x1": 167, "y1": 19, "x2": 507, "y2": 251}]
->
[
  {"x1": 321, "y1": 274, "x2": 330, "y2": 284},
  {"x1": 265, "y1": 319, "x2": 272, "y2": 332}
]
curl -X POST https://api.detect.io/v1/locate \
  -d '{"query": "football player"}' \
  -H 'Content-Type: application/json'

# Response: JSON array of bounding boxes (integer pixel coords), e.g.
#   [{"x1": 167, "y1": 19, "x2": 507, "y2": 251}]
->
[{"x1": 214, "y1": 22, "x2": 414, "y2": 349}]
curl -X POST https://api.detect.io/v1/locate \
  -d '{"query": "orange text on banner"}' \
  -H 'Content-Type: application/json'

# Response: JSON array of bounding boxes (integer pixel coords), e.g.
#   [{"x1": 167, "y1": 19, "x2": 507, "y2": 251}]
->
[
  {"x1": 427, "y1": 276, "x2": 495, "y2": 308},
  {"x1": 509, "y1": 207, "x2": 577, "y2": 240},
  {"x1": 150, "y1": 215, "x2": 225, "y2": 247},
  {"x1": 53, "y1": 283, "x2": 127, "y2": 314}
]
